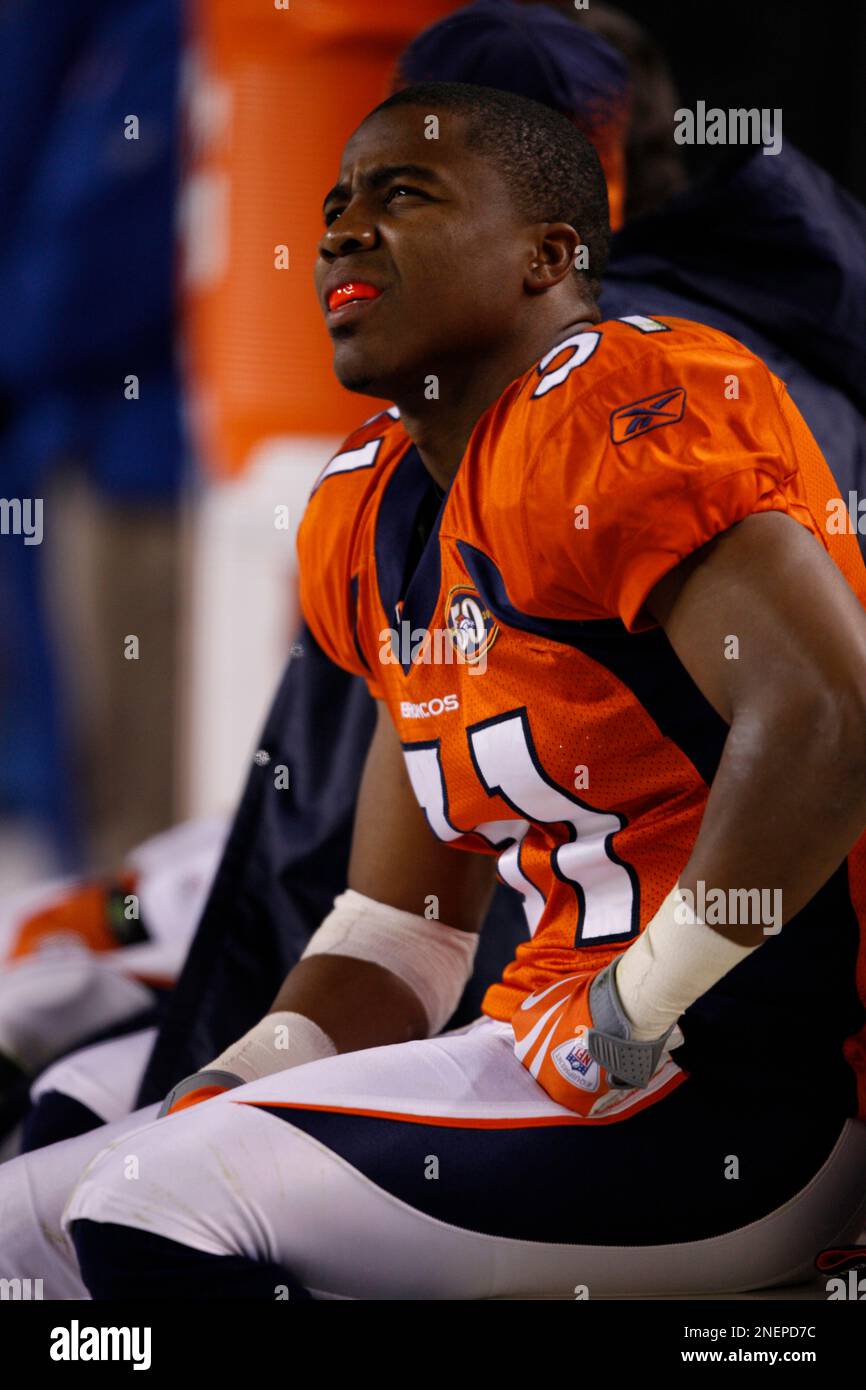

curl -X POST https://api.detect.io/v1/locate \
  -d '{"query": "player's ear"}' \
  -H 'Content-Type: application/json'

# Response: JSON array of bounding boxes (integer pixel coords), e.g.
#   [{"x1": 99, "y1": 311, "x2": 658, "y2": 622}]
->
[{"x1": 525, "y1": 222, "x2": 584, "y2": 294}]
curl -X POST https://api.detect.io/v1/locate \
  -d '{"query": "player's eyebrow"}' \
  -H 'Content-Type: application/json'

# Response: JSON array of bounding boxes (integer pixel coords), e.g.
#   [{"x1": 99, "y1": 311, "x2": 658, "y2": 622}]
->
[{"x1": 322, "y1": 163, "x2": 446, "y2": 216}]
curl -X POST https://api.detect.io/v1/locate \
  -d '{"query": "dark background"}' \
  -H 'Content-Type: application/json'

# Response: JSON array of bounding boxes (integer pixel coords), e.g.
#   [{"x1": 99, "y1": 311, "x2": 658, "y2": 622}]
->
[{"x1": 612, "y1": 0, "x2": 866, "y2": 200}]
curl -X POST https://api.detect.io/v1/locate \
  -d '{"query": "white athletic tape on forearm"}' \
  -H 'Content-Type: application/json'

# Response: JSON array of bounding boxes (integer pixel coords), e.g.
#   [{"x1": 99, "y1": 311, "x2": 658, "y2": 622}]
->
[
  {"x1": 207, "y1": 1011, "x2": 336, "y2": 1084},
  {"x1": 614, "y1": 882, "x2": 759, "y2": 1040},
  {"x1": 300, "y1": 888, "x2": 479, "y2": 1036}
]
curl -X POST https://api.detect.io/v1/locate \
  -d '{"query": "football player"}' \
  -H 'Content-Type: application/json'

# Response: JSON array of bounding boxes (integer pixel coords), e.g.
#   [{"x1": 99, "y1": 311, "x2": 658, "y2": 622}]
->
[{"x1": 3, "y1": 82, "x2": 866, "y2": 1300}]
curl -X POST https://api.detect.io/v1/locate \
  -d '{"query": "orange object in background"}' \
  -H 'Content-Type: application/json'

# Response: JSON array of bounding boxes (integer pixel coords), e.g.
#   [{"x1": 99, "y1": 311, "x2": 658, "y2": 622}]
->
[
  {"x1": 587, "y1": 115, "x2": 626, "y2": 234},
  {"x1": 181, "y1": 0, "x2": 464, "y2": 478},
  {"x1": 7, "y1": 871, "x2": 140, "y2": 961}
]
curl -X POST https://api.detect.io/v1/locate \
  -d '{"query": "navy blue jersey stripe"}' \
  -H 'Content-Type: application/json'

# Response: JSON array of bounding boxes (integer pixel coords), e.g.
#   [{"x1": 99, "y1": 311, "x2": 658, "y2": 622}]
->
[
  {"x1": 456, "y1": 539, "x2": 727, "y2": 787},
  {"x1": 375, "y1": 444, "x2": 448, "y2": 672},
  {"x1": 349, "y1": 574, "x2": 372, "y2": 674}
]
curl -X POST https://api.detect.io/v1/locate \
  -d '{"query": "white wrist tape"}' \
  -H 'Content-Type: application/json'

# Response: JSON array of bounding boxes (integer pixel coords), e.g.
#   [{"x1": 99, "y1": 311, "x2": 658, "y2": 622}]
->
[
  {"x1": 208, "y1": 1011, "x2": 336, "y2": 1084},
  {"x1": 614, "y1": 883, "x2": 760, "y2": 1040},
  {"x1": 300, "y1": 888, "x2": 479, "y2": 1036}
]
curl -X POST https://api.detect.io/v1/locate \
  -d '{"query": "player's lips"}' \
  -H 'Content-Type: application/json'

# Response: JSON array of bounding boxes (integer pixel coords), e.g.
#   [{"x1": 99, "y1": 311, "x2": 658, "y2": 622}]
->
[{"x1": 325, "y1": 280, "x2": 385, "y2": 320}]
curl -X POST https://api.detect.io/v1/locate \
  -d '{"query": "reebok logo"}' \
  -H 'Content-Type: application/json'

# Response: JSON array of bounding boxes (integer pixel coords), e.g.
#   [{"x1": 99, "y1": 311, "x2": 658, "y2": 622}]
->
[{"x1": 610, "y1": 388, "x2": 685, "y2": 444}]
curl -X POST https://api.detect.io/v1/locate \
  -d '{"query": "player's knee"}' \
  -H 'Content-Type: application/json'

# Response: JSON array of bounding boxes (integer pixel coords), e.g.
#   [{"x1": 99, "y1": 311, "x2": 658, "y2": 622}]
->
[
  {"x1": 62, "y1": 1102, "x2": 271, "y2": 1264},
  {"x1": 71, "y1": 1219, "x2": 169, "y2": 1298}
]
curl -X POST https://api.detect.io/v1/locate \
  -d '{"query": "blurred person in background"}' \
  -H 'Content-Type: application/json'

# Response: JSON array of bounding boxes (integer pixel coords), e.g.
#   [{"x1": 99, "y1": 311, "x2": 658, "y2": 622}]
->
[{"x1": 0, "y1": 0, "x2": 188, "y2": 888}]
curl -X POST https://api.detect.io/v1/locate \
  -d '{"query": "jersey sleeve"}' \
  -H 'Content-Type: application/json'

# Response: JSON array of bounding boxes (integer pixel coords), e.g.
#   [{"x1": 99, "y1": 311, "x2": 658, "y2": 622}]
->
[
  {"x1": 296, "y1": 466, "x2": 385, "y2": 701},
  {"x1": 519, "y1": 340, "x2": 823, "y2": 631}
]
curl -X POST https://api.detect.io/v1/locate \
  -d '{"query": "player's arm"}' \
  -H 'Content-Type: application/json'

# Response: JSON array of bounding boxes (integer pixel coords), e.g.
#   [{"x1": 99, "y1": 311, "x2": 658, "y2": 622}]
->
[
  {"x1": 267, "y1": 697, "x2": 498, "y2": 1051},
  {"x1": 646, "y1": 508, "x2": 866, "y2": 942},
  {"x1": 159, "y1": 701, "x2": 497, "y2": 1114},
  {"x1": 513, "y1": 508, "x2": 866, "y2": 1116},
  {"x1": 598, "y1": 506, "x2": 866, "y2": 1057}
]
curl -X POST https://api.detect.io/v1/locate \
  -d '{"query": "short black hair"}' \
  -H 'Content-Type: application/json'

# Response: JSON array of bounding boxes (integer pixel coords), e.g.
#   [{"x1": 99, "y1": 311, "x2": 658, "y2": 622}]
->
[{"x1": 365, "y1": 81, "x2": 610, "y2": 301}]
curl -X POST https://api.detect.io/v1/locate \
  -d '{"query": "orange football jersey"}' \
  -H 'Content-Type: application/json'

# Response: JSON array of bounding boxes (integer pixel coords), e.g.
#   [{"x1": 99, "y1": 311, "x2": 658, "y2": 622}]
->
[{"x1": 298, "y1": 314, "x2": 866, "y2": 1115}]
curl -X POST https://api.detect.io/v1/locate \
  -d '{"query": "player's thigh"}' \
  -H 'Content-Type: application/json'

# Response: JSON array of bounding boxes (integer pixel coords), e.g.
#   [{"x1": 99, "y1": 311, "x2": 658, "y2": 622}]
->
[
  {"x1": 0, "y1": 1102, "x2": 160, "y2": 1296},
  {"x1": 63, "y1": 1028, "x2": 528, "y2": 1298},
  {"x1": 61, "y1": 1022, "x2": 853, "y2": 1298}
]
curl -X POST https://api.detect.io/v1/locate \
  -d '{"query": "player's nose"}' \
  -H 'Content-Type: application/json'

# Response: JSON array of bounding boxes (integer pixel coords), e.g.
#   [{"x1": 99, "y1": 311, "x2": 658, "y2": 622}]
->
[{"x1": 318, "y1": 209, "x2": 380, "y2": 261}]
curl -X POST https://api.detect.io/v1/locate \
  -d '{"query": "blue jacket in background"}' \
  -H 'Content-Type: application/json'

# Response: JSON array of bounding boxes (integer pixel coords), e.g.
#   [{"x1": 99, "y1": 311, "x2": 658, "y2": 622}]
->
[{"x1": 0, "y1": 0, "x2": 185, "y2": 853}]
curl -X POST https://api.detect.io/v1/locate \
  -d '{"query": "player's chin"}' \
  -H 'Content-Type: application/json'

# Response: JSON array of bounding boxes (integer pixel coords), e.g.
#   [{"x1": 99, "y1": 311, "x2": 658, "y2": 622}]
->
[{"x1": 332, "y1": 345, "x2": 391, "y2": 397}]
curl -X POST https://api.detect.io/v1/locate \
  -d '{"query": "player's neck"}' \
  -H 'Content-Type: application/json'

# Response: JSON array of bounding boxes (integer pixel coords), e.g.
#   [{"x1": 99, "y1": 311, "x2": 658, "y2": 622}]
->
[{"x1": 396, "y1": 313, "x2": 599, "y2": 491}]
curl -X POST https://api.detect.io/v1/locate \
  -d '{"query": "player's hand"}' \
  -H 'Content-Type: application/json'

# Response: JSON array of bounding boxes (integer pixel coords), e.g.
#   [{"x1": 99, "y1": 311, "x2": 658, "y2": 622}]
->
[
  {"x1": 157, "y1": 1069, "x2": 244, "y2": 1118},
  {"x1": 510, "y1": 960, "x2": 684, "y2": 1118}
]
